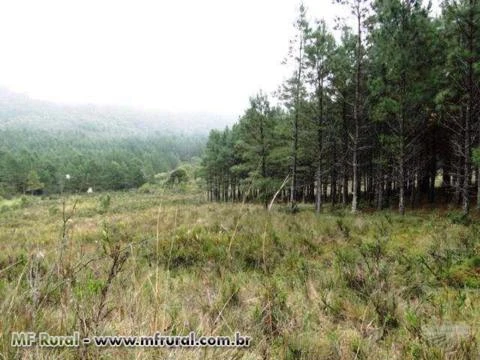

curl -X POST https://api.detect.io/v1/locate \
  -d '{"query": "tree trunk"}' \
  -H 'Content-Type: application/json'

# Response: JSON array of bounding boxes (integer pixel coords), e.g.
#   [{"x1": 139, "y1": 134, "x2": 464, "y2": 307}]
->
[
  {"x1": 315, "y1": 77, "x2": 324, "y2": 213},
  {"x1": 462, "y1": 105, "x2": 470, "y2": 215},
  {"x1": 351, "y1": 1, "x2": 362, "y2": 213},
  {"x1": 377, "y1": 172, "x2": 383, "y2": 211},
  {"x1": 399, "y1": 160, "x2": 405, "y2": 216},
  {"x1": 290, "y1": 31, "x2": 304, "y2": 211}
]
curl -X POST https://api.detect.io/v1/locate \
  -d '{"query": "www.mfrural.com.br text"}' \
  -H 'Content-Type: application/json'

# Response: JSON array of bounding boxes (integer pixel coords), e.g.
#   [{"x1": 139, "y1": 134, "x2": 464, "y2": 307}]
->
[{"x1": 11, "y1": 332, "x2": 251, "y2": 348}]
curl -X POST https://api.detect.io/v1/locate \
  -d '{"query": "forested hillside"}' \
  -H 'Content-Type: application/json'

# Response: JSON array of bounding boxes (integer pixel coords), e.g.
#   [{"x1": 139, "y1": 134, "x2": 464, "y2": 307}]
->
[
  {"x1": 202, "y1": 0, "x2": 480, "y2": 215},
  {"x1": 0, "y1": 88, "x2": 219, "y2": 196}
]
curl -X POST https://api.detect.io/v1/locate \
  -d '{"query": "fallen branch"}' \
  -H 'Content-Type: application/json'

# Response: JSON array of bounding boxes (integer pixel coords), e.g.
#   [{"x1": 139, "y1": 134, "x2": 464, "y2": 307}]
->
[{"x1": 268, "y1": 174, "x2": 290, "y2": 211}]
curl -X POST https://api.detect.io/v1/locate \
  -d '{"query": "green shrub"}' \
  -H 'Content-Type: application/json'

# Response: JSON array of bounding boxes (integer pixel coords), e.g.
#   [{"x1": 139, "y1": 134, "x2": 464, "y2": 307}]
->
[
  {"x1": 447, "y1": 211, "x2": 471, "y2": 226},
  {"x1": 138, "y1": 182, "x2": 156, "y2": 194},
  {"x1": 97, "y1": 194, "x2": 111, "y2": 214}
]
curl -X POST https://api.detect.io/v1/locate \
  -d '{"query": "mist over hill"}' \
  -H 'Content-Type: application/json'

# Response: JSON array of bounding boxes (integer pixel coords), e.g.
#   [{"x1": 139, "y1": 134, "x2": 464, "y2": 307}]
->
[
  {"x1": 0, "y1": 87, "x2": 232, "y2": 195},
  {"x1": 0, "y1": 87, "x2": 235, "y2": 137}
]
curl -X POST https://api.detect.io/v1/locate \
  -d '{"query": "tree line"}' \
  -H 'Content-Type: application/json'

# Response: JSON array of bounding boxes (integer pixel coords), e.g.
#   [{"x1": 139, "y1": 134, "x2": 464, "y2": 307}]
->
[
  {"x1": 0, "y1": 129, "x2": 204, "y2": 196},
  {"x1": 202, "y1": 0, "x2": 480, "y2": 215}
]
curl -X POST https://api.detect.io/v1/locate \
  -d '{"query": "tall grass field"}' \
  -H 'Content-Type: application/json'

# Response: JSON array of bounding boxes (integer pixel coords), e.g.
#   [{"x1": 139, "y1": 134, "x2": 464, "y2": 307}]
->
[{"x1": 0, "y1": 192, "x2": 479, "y2": 359}]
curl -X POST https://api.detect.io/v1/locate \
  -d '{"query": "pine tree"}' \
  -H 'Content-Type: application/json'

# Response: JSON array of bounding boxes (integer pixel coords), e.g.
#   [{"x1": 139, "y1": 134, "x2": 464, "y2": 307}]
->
[
  {"x1": 335, "y1": 0, "x2": 371, "y2": 213},
  {"x1": 438, "y1": 0, "x2": 480, "y2": 214},
  {"x1": 370, "y1": 0, "x2": 435, "y2": 215},
  {"x1": 26, "y1": 170, "x2": 44, "y2": 194},
  {"x1": 279, "y1": 3, "x2": 309, "y2": 210},
  {"x1": 236, "y1": 92, "x2": 277, "y2": 208},
  {"x1": 305, "y1": 20, "x2": 336, "y2": 212}
]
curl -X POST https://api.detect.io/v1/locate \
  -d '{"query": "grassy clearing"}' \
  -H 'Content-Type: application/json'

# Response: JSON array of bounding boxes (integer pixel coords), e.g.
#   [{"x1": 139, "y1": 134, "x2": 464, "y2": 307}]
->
[{"x1": 0, "y1": 192, "x2": 479, "y2": 359}]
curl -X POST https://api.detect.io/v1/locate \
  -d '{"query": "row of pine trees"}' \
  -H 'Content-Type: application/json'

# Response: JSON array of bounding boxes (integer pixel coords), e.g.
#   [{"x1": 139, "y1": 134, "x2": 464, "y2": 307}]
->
[{"x1": 202, "y1": 0, "x2": 480, "y2": 215}]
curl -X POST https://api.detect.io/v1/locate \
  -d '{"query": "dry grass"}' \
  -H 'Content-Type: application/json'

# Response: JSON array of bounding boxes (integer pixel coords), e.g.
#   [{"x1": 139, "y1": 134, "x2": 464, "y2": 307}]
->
[{"x1": 0, "y1": 192, "x2": 479, "y2": 359}]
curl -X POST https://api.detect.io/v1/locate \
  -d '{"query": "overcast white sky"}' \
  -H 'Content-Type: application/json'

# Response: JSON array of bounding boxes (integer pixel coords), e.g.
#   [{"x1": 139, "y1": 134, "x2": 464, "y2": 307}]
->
[{"x1": 0, "y1": 0, "x2": 439, "y2": 117}]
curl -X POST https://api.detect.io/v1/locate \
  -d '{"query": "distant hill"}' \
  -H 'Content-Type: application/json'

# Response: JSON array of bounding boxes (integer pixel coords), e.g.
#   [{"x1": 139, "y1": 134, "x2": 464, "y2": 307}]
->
[
  {"x1": 0, "y1": 87, "x2": 235, "y2": 138},
  {"x1": 0, "y1": 87, "x2": 232, "y2": 195}
]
